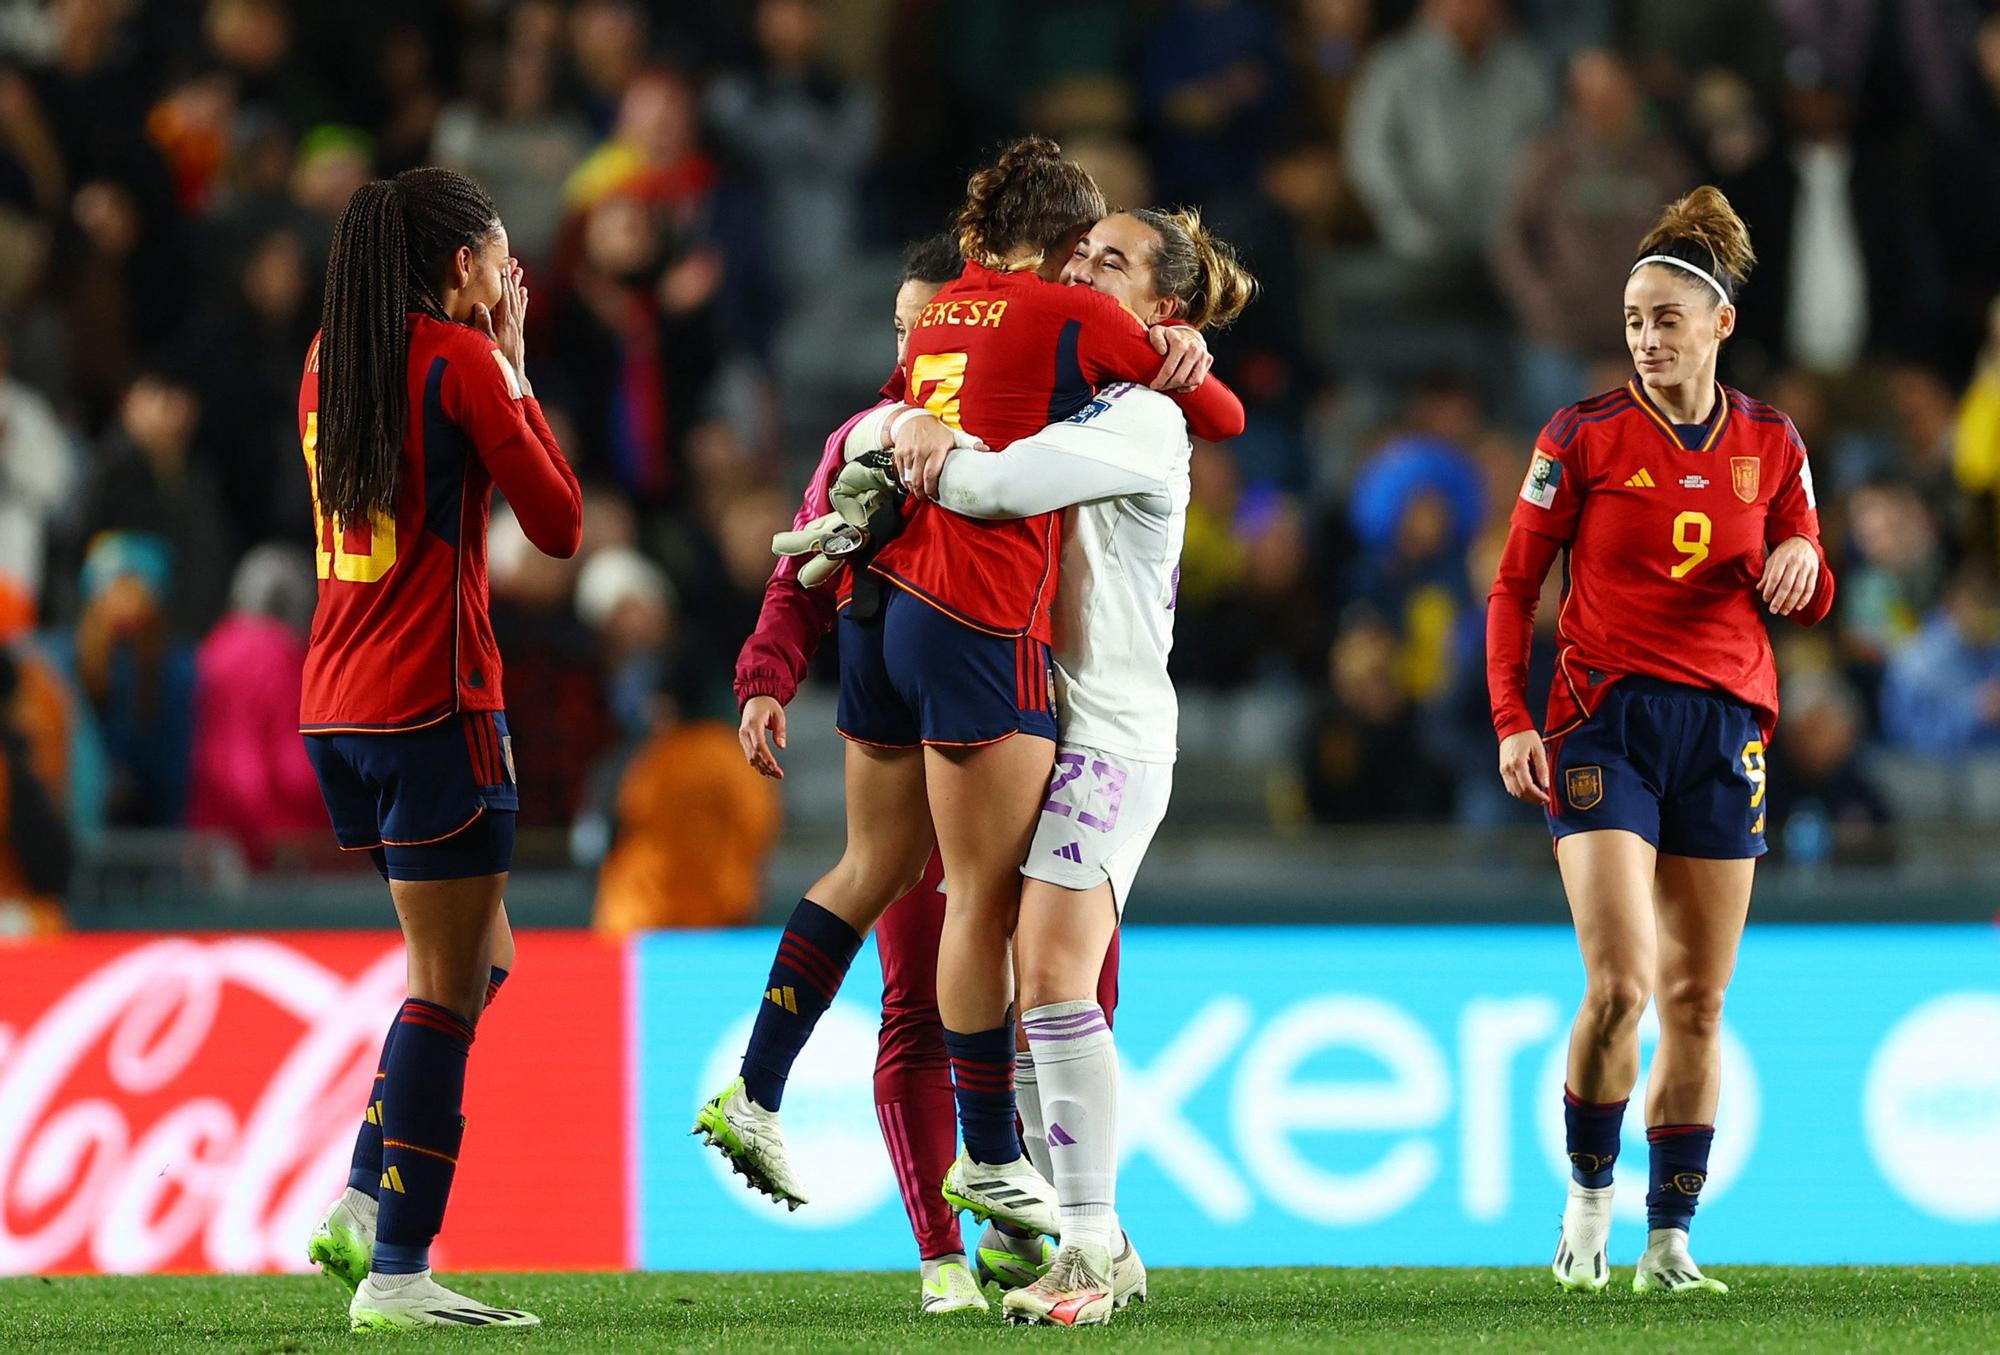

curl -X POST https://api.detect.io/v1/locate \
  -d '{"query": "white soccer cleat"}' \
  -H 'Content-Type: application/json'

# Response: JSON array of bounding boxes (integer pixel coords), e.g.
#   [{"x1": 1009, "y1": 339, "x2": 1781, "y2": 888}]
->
[
  {"x1": 1551, "y1": 1180, "x2": 1614, "y2": 1292},
  {"x1": 306, "y1": 1187, "x2": 376, "y2": 1294},
  {"x1": 1111, "y1": 1230, "x2": 1149, "y2": 1309},
  {"x1": 348, "y1": 1270, "x2": 540, "y2": 1331},
  {"x1": 692, "y1": 1076, "x2": 809, "y2": 1210},
  {"x1": 1002, "y1": 1241, "x2": 1117, "y2": 1326},
  {"x1": 940, "y1": 1149, "x2": 1060, "y2": 1237},
  {"x1": 1633, "y1": 1228, "x2": 1729, "y2": 1293},
  {"x1": 919, "y1": 1254, "x2": 989, "y2": 1313}
]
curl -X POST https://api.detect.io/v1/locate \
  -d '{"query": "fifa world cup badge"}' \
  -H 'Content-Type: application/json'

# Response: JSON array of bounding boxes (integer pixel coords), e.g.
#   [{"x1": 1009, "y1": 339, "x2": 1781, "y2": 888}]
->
[
  {"x1": 1520, "y1": 451, "x2": 1562, "y2": 509},
  {"x1": 1565, "y1": 765, "x2": 1603, "y2": 811},
  {"x1": 1731, "y1": 456, "x2": 1760, "y2": 503}
]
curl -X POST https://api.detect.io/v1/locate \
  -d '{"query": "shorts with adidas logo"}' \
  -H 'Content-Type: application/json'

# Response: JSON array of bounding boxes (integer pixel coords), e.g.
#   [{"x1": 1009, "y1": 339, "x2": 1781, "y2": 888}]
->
[{"x1": 1022, "y1": 743, "x2": 1172, "y2": 914}]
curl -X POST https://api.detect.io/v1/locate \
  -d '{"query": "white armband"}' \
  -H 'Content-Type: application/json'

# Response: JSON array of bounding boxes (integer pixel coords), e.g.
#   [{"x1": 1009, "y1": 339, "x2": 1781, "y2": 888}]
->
[
  {"x1": 842, "y1": 403, "x2": 907, "y2": 463},
  {"x1": 888, "y1": 406, "x2": 932, "y2": 442}
]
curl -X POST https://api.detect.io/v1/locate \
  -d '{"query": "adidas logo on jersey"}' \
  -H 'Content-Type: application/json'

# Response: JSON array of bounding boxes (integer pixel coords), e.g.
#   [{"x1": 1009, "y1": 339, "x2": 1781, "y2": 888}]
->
[
  {"x1": 1681, "y1": 474, "x2": 1710, "y2": 489},
  {"x1": 1624, "y1": 468, "x2": 1656, "y2": 488},
  {"x1": 1054, "y1": 842, "x2": 1084, "y2": 864}
]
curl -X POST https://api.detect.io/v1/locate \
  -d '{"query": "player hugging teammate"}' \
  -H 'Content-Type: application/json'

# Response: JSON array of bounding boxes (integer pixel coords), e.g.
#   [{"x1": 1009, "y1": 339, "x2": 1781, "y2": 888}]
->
[
  {"x1": 701, "y1": 138, "x2": 1253, "y2": 1325},
  {"x1": 1487, "y1": 187, "x2": 1835, "y2": 1294},
  {"x1": 703, "y1": 154, "x2": 1828, "y2": 1315}
]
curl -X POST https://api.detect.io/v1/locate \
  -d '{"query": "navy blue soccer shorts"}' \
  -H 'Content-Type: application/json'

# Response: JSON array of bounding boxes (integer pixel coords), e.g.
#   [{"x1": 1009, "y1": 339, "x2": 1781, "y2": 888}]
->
[
  {"x1": 304, "y1": 710, "x2": 519, "y2": 881},
  {"x1": 1545, "y1": 677, "x2": 1768, "y2": 860},
  {"x1": 837, "y1": 586, "x2": 1059, "y2": 748}
]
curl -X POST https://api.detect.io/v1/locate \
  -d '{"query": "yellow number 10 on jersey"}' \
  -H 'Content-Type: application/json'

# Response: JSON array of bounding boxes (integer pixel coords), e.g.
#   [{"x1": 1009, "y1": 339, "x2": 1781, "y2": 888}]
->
[
  {"x1": 302, "y1": 412, "x2": 398, "y2": 583},
  {"x1": 1671, "y1": 510, "x2": 1711, "y2": 578}
]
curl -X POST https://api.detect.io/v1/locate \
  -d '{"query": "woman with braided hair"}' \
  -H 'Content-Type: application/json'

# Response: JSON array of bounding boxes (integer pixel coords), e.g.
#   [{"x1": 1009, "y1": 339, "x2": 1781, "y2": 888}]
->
[{"x1": 298, "y1": 166, "x2": 580, "y2": 1332}]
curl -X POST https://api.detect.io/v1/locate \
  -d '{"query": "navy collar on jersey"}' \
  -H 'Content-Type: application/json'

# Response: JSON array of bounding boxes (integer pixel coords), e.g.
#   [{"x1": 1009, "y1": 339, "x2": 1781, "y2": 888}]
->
[{"x1": 1625, "y1": 377, "x2": 1730, "y2": 453}]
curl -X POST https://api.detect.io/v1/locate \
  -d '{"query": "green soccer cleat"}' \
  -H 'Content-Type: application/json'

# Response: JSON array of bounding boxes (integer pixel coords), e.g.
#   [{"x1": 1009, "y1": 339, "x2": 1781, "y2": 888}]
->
[
  {"x1": 306, "y1": 1188, "x2": 375, "y2": 1294},
  {"x1": 919, "y1": 1255, "x2": 989, "y2": 1313},
  {"x1": 974, "y1": 1221, "x2": 1054, "y2": 1290},
  {"x1": 692, "y1": 1076, "x2": 808, "y2": 1210},
  {"x1": 1633, "y1": 1229, "x2": 1729, "y2": 1294}
]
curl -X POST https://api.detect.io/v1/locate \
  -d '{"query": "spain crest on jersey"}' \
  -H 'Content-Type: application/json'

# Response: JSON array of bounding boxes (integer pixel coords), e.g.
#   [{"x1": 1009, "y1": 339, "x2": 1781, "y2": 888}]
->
[
  {"x1": 1731, "y1": 456, "x2": 1759, "y2": 503},
  {"x1": 1565, "y1": 765, "x2": 1603, "y2": 811}
]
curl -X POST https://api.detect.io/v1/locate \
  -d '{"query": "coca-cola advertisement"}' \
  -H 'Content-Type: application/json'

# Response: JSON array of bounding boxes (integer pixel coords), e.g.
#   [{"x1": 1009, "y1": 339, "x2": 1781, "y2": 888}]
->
[{"x1": 0, "y1": 932, "x2": 628, "y2": 1275}]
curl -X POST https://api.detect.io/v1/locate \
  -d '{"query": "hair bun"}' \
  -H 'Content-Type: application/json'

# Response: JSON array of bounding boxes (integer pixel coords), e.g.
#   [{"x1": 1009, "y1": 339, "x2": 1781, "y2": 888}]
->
[
  {"x1": 1638, "y1": 186, "x2": 1757, "y2": 293},
  {"x1": 955, "y1": 136, "x2": 1103, "y2": 269},
  {"x1": 997, "y1": 135, "x2": 1062, "y2": 169}
]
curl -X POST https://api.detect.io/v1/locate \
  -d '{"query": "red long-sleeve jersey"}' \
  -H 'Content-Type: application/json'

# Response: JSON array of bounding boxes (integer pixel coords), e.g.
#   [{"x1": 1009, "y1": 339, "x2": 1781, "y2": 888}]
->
[
  {"x1": 865, "y1": 261, "x2": 1245, "y2": 643},
  {"x1": 1486, "y1": 380, "x2": 1835, "y2": 745},
  {"x1": 733, "y1": 399, "x2": 886, "y2": 707},
  {"x1": 298, "y1": 315, "x2": 582, "y2": 732}
]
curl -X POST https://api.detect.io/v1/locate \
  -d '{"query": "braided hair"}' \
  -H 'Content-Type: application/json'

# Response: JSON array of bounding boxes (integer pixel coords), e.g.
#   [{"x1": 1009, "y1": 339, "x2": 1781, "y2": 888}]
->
[{"x1": 318, "y1": 167, "x2": 499, "y2": 529}]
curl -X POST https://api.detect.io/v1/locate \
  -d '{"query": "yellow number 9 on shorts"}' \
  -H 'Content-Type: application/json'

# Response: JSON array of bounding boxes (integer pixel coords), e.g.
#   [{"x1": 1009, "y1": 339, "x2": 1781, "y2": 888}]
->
[{"x1": 1739, "y1": 739, "x2": 1767, "y2": 807}]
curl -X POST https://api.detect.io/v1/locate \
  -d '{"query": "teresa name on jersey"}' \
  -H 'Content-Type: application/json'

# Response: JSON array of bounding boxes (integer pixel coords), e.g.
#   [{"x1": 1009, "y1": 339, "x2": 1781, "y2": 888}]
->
[{"x1": 916, "y1": 298, "x2": 1009, "y2": 329}]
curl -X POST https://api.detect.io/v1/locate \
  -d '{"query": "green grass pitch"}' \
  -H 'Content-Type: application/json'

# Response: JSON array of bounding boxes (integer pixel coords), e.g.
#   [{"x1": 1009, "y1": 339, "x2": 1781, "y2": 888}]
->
[{"x1": 3, "y1": 1267, "x2": 1995, "y2": 1352}]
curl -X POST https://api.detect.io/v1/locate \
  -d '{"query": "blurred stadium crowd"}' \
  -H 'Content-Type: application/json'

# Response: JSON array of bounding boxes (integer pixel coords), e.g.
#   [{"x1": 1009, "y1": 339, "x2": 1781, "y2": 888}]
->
[{"x1": 2, "y1": 0, "x2": 2000, "y2": 930}]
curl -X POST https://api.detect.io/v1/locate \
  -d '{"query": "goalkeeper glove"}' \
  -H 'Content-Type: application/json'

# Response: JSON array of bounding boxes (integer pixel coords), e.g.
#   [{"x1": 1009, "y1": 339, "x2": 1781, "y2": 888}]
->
[
  {"x1": 831, "y1": 453, "x2": 900, "y2": 528},
  {"x1": 771, "y1": 511, "x2": 865, "y2": 588},
  {"x1": 770, "y1": 454, "x2": 906, "y2": 588}
]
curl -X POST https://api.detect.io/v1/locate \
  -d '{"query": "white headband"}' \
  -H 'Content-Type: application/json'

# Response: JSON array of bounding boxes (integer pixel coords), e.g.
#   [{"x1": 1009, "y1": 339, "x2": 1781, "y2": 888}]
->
[{"x1": 1631, "y1": 253, "x2": 1729, "y2": 305}]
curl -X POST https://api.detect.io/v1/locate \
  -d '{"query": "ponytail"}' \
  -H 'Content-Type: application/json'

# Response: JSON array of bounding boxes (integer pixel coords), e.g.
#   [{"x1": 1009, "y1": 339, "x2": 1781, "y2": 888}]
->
[
  {"x1": 955, "y1": 136, "x2": 1106, "y2": 271},
  {"x1": 1633, "y1": 186, "x2": 1757, "y2": 306},
  {"x1": 1128, "y1": 206, "x2": 1259, "y2": 331},
  {"x1": 317, "y1": 167, "x2": 499, "y2": 530}
]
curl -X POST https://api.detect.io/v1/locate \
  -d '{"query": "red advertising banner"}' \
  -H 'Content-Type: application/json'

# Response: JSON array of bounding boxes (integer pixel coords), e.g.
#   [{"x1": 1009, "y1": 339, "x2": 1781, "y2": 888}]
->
[{"x1": 0, "y1": 931, "x2": 627, "y2": 1275}]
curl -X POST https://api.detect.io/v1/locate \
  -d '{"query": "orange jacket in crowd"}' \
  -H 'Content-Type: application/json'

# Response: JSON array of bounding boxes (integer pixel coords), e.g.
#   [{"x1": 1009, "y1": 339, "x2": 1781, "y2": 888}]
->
[{"x1": 593, "y1": 721, "x2": 780, "y2": 934}]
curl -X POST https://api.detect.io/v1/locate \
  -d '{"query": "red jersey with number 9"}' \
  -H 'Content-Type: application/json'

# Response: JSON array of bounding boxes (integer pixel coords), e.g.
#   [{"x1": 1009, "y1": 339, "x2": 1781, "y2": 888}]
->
[
  {"x1": 1506, "y1": 379, "x2": 1827, "y2": 741},
  {"x1": 865, "y1": 260, "x2": 1245, "y2": 642},
  {"x1": 296, "y1": 314, "x2": 582, "y2": 733}
]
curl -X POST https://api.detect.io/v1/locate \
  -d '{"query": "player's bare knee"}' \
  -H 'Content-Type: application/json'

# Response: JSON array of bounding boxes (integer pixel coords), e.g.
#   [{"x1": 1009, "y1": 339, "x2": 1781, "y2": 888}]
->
[
  {"x1": 815, "y1": 852, "x2": 923, "y2": 923},
  {"x1": 1658, "y1": 977, "x2": 1727, "y2": 1040},
  {"x1": 1015, "y1": 939, "x2": 1096, "y2": 1011},
  {"x1": 945, "y1": 891, "x2": 1020, "y2": 943},
  {"x1": 1578, "y1": 976, "x2": 1650, "y2": 1038},
  {"x1": 1017, "y1": 970, "x2": 1092, "y2": 1014},
  {"x1": 863, "y1": 853, "x2": 929, "y2": 910}
]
